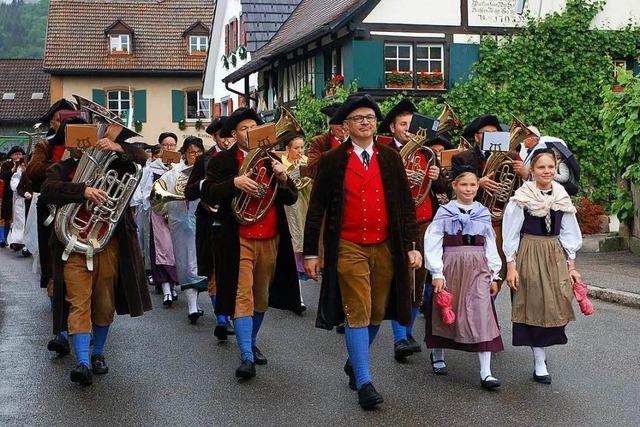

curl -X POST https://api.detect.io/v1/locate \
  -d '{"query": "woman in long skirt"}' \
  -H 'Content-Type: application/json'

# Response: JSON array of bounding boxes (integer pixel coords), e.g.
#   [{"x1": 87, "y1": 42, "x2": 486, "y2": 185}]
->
[
  {"x1": 424, "y1": 166, "x2": 503, "y2": 390},
  {"x1": 503, "y1": 148, "x2": 582, "y2": 384}
]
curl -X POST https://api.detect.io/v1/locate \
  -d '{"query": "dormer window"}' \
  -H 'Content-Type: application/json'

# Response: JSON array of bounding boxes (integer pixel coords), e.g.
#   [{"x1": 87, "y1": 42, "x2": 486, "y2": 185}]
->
[
  {"x1": 110, "y1": 34, "x2": 130, "y2": 53},
  {"x1": 183, "y1": 21, "x2": 210, "y2": 55},
  {"x1": 105, "y1": 20, "x2": 134, "y2": 55},
  {"x1": 189, "y1": 35, "x2": 208, "y2": 54}
]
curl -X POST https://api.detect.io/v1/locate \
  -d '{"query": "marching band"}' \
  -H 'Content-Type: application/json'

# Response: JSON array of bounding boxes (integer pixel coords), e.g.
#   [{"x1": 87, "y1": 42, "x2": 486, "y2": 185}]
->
[{"x1": 0, "y1": 92, "x2": 591, "y2": 409}]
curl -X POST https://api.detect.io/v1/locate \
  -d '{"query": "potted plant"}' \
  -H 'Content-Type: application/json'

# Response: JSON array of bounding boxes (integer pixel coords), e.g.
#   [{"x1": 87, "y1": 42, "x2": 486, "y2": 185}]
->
[
  {"x1": 237, "y1": 45, "x2": 248, "y2": 60},
  {"x1": 134, "y1": 119, "x2": 143, "y2": 133},
  {"x1": 195, "y1": 119, "x2": 204, "y2": 131},
  {"x1": 178, "y1": 119, "x2": 187, "y2": 131},
  {"x1": 221, "y1": 55, "x2": 230, "y2": 70},
  {"x1": 417, "y1": 71, "x2": 445, "y2": 89},
  {"x1": 325, "y1": 74, "x2": 344, "y2": 96},
  {"x1": 386, "y1": 71, "x2": 413, "y2": 89}
]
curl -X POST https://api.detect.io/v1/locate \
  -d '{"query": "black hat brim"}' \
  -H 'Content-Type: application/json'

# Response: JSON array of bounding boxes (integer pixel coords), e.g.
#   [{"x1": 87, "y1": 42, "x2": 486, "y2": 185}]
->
[
  {"x1": 461, "y1": 114, "x2": 501, "y2": 140},
  {"x1": 220, "y1": 108, "x2": 264, "y2": 138},
  {"x1": 320, "y1": 103, "x2": 342, "y2": 118},
  {"x1": 329, "y1": 93, "x2": 383, "y2": 125},
  {"x1": 205, "y1": 116, "x2": 228, "y2": 136},
  {"x1": 426, "y1": 135, "x2": 455, "y2": 150},
  {"x1": 38, "y1": 99, "x2": 76, "y2": 123},
  {"x1": 378, "y1": 99, "x2": 416, "y2": 134},
  {"x1": 7, "y1": 146, "x2": 26, "y2": 156}
]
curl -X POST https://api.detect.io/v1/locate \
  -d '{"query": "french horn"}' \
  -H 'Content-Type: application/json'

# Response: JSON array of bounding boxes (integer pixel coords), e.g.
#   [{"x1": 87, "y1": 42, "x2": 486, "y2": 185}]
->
[{"x1": 480, "y1": 116, "x2": 534, "y2": 220}]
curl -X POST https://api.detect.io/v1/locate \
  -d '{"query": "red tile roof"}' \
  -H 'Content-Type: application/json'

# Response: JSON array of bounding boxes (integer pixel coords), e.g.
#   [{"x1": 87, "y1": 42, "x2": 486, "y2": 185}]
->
[
  {"x1": 44, "y1": 0, "x2": 215, "y2": 75},
  {"x1": 0, "y1": 59, "x2": 51, "y2": 124}
]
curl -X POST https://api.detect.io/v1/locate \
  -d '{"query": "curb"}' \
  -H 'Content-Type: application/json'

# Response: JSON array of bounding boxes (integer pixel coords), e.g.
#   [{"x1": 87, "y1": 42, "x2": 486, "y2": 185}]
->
[{"x1": 588, "y1": 285, "x2": 640, "y2": 309}]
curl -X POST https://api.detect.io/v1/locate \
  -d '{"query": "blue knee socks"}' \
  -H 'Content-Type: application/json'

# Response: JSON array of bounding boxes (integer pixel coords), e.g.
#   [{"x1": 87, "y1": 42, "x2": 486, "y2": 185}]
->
[
  {"x1": 406, "y1": 307, "x2": 420, "y2": 336},
  {"x1": 233, "y1": 316, "x2": 254, "y2": 362},
  {"x1": 210, "y1": 295, "x2": 228, "y2": 325},
  {"x1": 252, "y1": 312, "x2": 265, "y2": 347},
  {"x1": 391, "y1": 320, "x2": 407, "y2": 344},
  {"x1": 345, "y1": 326, "x2": 371, "y2": 389},
  {"x1": 92, "y1": 325, "x2": 109, "y2": 356},
  {"x1": 72, "y1": 333, "x2": 91, "y2": 367}
]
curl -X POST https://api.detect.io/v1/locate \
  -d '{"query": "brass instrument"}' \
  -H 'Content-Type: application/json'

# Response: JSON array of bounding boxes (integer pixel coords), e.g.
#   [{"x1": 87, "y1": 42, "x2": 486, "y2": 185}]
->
[
  {"x1": 18, "y1": 123, "x2": 48, "y2": 155},
  {"x1": 400, "y1": 127, "x2": 436, "y2": 206},
  {"x1": 52, "y1": 95, "x2": 142, "y2": 271},
  {"x1": 436, "y1": 103, "x2": 463, "y2": 139},
  {"x1": 277, "y1": 107, "x2": 312, "y2": 191},
  {"x1": 480, "y1": 116, "x2": 534, "y2": 220},
  {"x1": 285, "y1": 157, "x2": 312, "y2": 190},
  {"x1": 150, "y1": 167, "x2": 191, "y2": 214},
  {"x1": 231, "y1": 147, "x2": 279, "y2": 225}
]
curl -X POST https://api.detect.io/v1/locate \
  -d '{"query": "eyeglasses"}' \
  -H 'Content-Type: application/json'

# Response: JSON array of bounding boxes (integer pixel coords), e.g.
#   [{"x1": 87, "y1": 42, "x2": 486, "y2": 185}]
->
[{"x1": 345, "y1": 115, "x2": 377, "y2": 124}]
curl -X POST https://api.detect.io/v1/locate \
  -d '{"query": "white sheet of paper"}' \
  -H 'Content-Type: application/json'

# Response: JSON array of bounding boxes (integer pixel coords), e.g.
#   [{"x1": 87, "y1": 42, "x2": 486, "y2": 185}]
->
[{"x1": 481, "y1": 131, "x2": 510, "y2": 152}]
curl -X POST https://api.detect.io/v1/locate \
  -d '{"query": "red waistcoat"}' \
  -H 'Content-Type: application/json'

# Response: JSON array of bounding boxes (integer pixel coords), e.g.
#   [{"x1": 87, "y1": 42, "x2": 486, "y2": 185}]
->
[
  {"x1": 236, "y1": 149, "x2": 278, "y2": 239},
  {"x1": 415, "y1": 196, "x2": 434, "y2": 224},
  {"x1": 340, "y1": 147, "x2": 388, "y2": 244}
]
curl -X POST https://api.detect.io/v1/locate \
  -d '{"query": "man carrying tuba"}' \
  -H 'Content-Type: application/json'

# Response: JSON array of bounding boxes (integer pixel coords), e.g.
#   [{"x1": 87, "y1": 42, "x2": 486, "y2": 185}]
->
[
  {"x1": 200, "y1": 107, "x2": 300, "y2": 380},
  {"x1": 40, "y1": 115, "x2": 151, "y2": 386}
]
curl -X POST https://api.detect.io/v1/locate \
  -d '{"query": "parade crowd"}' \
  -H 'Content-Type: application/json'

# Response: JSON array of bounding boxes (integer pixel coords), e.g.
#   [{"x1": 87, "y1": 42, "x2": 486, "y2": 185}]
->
[{"x1": 0, "y1": 92, "x2": 593, "y2": 410}]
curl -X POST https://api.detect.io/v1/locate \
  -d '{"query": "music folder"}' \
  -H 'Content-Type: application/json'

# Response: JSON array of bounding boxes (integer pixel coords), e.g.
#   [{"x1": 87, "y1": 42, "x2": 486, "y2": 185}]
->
[
  {"x1": 65, "y1": 124, "x2": 98, "y2": 148},
  {"x1": 247, "y1": 123, "x2": 277, "y2": 150}
]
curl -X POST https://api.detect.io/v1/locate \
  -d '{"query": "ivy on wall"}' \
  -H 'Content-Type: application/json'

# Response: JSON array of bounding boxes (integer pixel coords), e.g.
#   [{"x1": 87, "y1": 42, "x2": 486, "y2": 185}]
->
[{"x1": 291, "y1": 0, "x2": 640, "y2": 209}]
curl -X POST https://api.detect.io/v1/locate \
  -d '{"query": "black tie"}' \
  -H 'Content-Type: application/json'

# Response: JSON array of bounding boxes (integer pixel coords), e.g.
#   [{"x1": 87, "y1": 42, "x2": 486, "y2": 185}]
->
[{"x1": 361, "y1": 150, "x2": 370, "y2": 169}]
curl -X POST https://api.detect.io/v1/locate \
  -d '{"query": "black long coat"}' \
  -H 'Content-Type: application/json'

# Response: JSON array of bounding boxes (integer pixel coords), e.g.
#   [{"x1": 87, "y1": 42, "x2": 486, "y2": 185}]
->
[
  {"x1": 200, "y1": 144, "x2": 301, "y2": 317},
  {"x1": 303, "y1": 139, "x2": 418, "y2": 330},
  {"x1": 40, "y1": 146, "x2": 152, "y2": 334},
  {"x1": 184, "y1": 149, "x2": 219, "y2": 278}
]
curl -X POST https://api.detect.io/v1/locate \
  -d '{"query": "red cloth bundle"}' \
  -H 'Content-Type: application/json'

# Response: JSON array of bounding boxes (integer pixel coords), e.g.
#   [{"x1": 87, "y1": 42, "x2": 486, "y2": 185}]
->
[
  {"x1": 572, "y1": 282, "x2": 594, "y2": 316},
  {"x1": 436, "y1": 289, "x2": 456, "y2": 325}
]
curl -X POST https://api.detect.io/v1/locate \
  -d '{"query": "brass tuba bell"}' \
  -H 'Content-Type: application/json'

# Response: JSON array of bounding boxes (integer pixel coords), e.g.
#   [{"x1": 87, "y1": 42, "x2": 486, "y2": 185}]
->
[
  {"x1": 436, "y1": 103, "x2": 463, "y2": 139},
  {"x1": 277, "y1": 107, "x2": 312, "y2": 191},
  {"x1": 400, "y1": 127, "x2": 436, "y2": 206}
]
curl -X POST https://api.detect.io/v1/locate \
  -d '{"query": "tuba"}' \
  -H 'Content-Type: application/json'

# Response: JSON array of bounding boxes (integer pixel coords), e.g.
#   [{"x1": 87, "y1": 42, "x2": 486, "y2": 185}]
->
[
  {"x1": 480, "y1": 116, "x2": 534, "y2": 220},
  {"x1": 52, "y1": 95, "x2": 143, "y2": 270},
  {"x1": 436, "y1": 103, "x2": 463, "y2": 139},
  {"x1": 400, "y1": 127, "x2": 436, "y2": 206},
  {"x1": 276, "y1": 107, "x2": 312, "y2": 191}
]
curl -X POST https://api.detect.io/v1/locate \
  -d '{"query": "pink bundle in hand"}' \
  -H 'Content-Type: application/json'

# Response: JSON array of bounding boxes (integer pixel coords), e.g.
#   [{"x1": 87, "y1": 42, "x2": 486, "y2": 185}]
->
[
  {"x1": 572, "y1": 282, "x2": 594, "y2": 316},
  {"x1": 436, "y1": 289, "x2": 456, "y2": 325}
]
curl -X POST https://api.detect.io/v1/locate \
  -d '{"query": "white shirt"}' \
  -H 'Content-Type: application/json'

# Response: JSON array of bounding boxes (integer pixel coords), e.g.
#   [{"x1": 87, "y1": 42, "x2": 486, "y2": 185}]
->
[
  {"x1": 393, "y1": 138, "x2": 403, "y2": 150},
  {"x1": 502, "y1": 200, "x2": 582, "y2": 262},
  {"x1": 424, "y1": 201, "x2": 502, "y2": 281},
  {"x1": 352, "y1": 141, "x2": 374, "y2": 167}
]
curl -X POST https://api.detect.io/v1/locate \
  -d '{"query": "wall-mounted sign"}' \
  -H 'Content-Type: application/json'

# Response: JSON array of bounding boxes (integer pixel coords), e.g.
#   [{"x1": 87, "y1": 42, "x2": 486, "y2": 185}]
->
[{"x1": 468, "y1": 0, "x2": 528, "y2": 27}]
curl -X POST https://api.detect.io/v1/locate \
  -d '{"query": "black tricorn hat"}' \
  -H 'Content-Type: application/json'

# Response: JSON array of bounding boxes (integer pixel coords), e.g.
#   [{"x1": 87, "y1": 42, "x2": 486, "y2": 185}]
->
[
  {"x1": 220, "y1": 108, "x2": 264, "y2": 138},
  {"x1": 378, "y1": 98, "x2": 416, "y2": 134},
  {"x1": 329, "y1": 93, "x2": 383, "y2": 125},
  {"x1": 205, "y1": 116, "x2": 228, "y2": 136},
  {"x1": 38, "y1": 98, "x2": 77, "y2": 123},
  {"x1": 426, "y1": 135, "x2": 455, "y2": 150},
  {"x1": 462, "y1": 114, "x2": 501, "y2": 140},
  {"x1": 320, "y1": 103, "x2": 342, "y2": 118},
  {"x1": 7, "y1": 145, "x2": 26, "y2": 156}
]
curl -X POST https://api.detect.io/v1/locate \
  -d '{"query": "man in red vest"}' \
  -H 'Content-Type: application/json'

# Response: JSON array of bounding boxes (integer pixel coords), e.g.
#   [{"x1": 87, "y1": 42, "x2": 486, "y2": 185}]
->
[
  {"x1": 201, "y1": 108, "x2": 301, "y2": 380},
  {"x1": 304, "y1": 93, "x2": 421, "y2": 409}
]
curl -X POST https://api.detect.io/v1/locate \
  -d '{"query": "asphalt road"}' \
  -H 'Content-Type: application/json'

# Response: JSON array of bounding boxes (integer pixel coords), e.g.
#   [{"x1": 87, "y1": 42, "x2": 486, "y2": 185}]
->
[{"x1": 1, "y1": 248, "x2": 639, "y2": 426}]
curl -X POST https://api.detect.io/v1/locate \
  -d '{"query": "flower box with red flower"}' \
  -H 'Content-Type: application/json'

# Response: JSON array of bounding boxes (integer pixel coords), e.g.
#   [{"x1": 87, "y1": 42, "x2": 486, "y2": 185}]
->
[
  {"x1": 386, "y1": 71, "x2": 413, "y2": 88},
  {"x1": 417, "y1": 71, "x2": 445, "y2": 89}
]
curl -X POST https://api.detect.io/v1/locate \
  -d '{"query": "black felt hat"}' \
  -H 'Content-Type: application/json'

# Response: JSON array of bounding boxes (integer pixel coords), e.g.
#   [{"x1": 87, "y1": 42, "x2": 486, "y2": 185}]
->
[
  {"x1": 205, "y1": 116, "x2": 228, "y2": 136},
  {"x1": 329, "y1": 93, "x2": 383, "y2": 125},
  {"x1": 220, "y1": 108, "x2": 264, "y2": 138},
  {"x1": 378, "y1": 98, "x2": 416, "y2": 134},
  {"x1": 426, "y1": 135, "x2": 455, "y2": 150},
  {"x1": 451, "y1": 164, "x2": 480, "y2": 180},
  {"x1": 38, "y1": 98, "x2": 77, "y2": 123},
  {"x1": 7, "y1": 145, "x2": 26, "y2": 156},
  {"x1": 461, "y1": 114, "x2": 501, "y2": 140},
  {"x1": 320, "y1": 103, "x2": 342, "y2": 118}
]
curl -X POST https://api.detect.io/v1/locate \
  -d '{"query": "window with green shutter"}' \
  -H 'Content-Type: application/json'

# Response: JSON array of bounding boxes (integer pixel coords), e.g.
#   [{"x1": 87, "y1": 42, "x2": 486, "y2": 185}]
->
[
  {"x1": 171, "y1": 90, "x2": 185, "y2": 123},
  {"x1": 92, "y1": 89, "x2": 105, "y2": 106},
  {"x1": 134, "y1": 90, "x2": 147, "y2": 123}
]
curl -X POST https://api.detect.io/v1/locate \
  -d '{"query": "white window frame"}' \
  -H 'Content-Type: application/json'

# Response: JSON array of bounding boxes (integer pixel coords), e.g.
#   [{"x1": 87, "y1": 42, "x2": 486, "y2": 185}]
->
[
  {"x1": 189, "y1": 35, "x2": 208, "y2": 54},
  {"x1": 415, "y1": 44, "x2": 444, "y2": 74},
  {"x1": 612, "y1": 59, "x2": 627, "y2": 78},
  {"x1": 185, "y1": 90, "x2": 212, "y2": 121},
  {"x1": 110, "y1": 34, "x2": 130, "y2": 53},
  {"x1": 384, "y1": 43, "x2": 413, "y2": 75},
  {"x1": 106, "y1": 90, "x2": 130, "y2": 119}
]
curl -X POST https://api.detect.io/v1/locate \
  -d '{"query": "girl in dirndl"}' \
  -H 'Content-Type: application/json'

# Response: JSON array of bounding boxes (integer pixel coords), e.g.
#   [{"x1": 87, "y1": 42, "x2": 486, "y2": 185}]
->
[
  {"x1": 503, "y1": 148, "x2": 582, "y2": 385},
  {"x1": 424, "y1": 166, "x2": 504, "y2": 390}
]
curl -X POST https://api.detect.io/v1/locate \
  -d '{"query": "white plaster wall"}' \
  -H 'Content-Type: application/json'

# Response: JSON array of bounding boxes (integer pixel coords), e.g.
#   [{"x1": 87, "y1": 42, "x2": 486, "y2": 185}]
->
[
  {"x1": 593, "y1": 0, "x2": 640, "y2": 29},
  {"x1": 363, "y1": 0, "x2": 461, "y2": 25}
]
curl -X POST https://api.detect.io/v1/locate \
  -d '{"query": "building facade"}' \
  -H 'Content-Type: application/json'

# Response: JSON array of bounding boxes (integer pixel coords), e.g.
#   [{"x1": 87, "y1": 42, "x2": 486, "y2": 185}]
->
[{"x1": 44, "y1": 0, "x2": 215, "y2": 144}]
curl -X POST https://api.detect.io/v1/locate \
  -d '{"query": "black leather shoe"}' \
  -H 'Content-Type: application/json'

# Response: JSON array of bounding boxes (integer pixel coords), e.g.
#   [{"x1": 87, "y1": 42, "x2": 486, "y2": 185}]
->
[
  {"x1": 0, "y1": 241, "x2": 7, "y2": 248},
  {"x1": 430, "y1": 352, "x2": 448, "y2": 375},
  {"x1": 70, "y1": 364, "x2": 93, "y2": 385},
  {"x1": 394, "y1": 339, "x2": 414, "y2": 361},
  {"x1": 407, "y1": 334, "x2": 422, "y2": 353},
  {"x1": 214, "y1": 324, "x2": 228, "y2": 341},
  {"x1": 21, "y1": 249, "x2": 31, "y2": 257},
  {"x1": 188, "y1": 309, "x2": 204, "y2": 324},
  {"x1": 225, "y1": 322, "x2": 235, "y2": 336},
  {"x1": 163, "y1": 294, "x2": 172, "y2": 307},
  {"x1": 533, "y1": 372, "x2": 552, "y2": 384},
  {"x1": 252, "y1": 346, "x2": 267, "y2": 365},
  {"x1": 47, "y1": 334, "x2": 70, "y2": 356},
  {"x1": 357, "y1": 382, "x2": 384, "y2": 409},
  {"x1": 481, "y1": 375, "x2": 501, "y2": 390},
  {"x1": 91, "y1": 354, "x2": 109, "y2": 375},
  {"x1": 344, "y1": 361, "x2": 357, "y2": 391},
  {"x1": 235, "y1": 360, "x2": 256, "y2": 379},
  {"x1": 172, "y1": 290, "x2": 178, "y2": 301}
]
